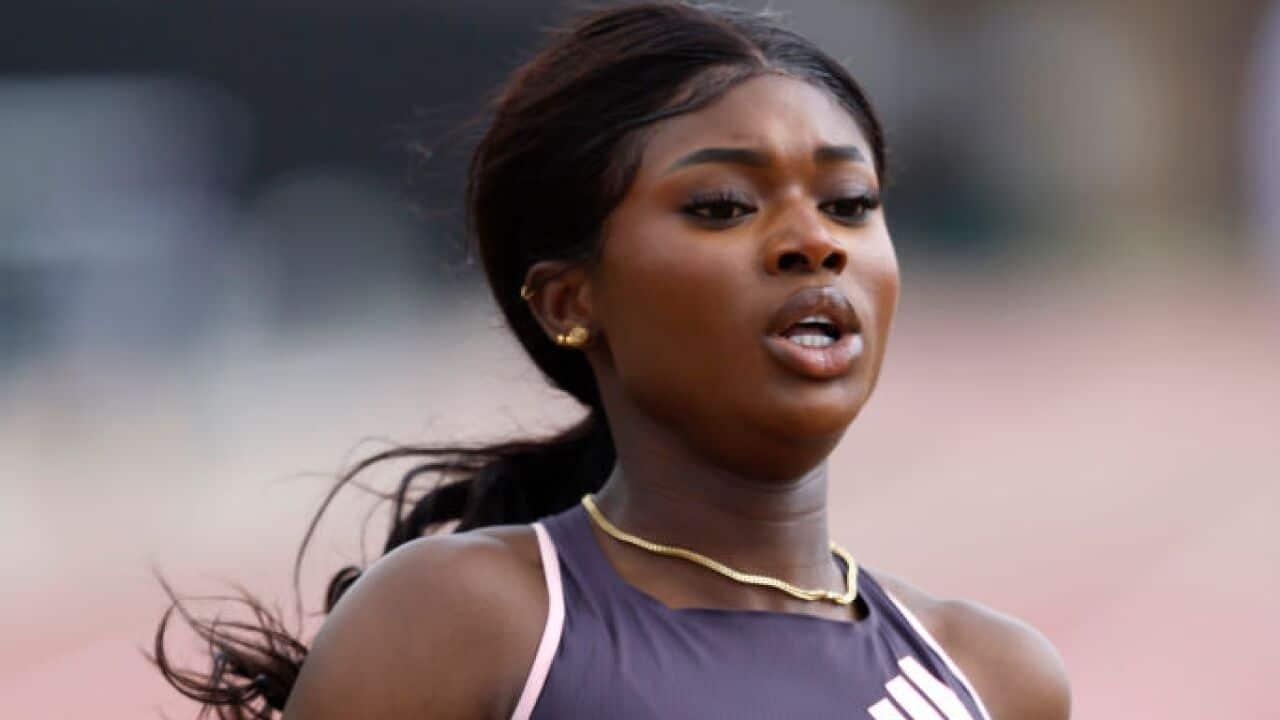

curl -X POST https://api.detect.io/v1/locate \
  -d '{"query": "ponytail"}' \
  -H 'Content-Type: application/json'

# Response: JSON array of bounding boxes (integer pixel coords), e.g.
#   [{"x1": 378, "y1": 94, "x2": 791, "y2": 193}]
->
[{"x1": 152, "y1": 412, "x2": 614, "y2": 718}]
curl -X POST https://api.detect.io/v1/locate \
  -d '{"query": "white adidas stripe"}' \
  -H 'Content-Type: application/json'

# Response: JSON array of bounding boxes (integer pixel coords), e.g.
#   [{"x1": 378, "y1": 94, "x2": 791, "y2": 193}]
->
[
  {"x1": 869, "y1": 698, "x2": 910, "y2": 720},
  {"x1": 899, "y1": 657, "x2": 975, "y2": 720},
  {"x1": 887, "y1": 677, "x2": 945, "y2": 720},
  {"x1": 865, "y1": 656, "x2": 976, "y2": 720}
]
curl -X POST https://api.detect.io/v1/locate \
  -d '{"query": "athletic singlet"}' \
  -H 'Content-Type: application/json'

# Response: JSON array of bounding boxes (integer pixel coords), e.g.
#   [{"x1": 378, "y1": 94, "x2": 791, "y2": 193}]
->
[{"x1": 510, "y1": 504, "x2": 992, "y2": 720}]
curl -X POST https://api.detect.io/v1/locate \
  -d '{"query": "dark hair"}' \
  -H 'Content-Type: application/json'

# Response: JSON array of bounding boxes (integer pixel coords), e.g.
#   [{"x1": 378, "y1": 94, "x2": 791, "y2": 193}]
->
[{"x1": 153, "y1": 2, "x2": 886, "y2": 716}]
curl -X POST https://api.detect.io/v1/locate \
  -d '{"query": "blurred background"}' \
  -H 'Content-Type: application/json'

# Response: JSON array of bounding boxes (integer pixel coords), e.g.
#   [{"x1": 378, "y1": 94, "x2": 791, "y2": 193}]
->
[{"x1": 1, "y1": 0, "x2": 1276, "y2": 717}]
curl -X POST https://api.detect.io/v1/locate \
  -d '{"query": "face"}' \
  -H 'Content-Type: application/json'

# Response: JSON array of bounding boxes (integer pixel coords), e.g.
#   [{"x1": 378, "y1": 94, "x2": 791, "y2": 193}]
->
[{"x1": 587, "y1": 74, "x2": 899, "y2": 478}]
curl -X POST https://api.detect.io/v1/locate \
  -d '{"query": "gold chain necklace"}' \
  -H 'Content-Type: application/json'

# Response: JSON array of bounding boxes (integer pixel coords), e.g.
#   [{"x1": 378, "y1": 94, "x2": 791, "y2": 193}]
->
[{"x1": 580, "y1": 494, "x2": 858, "y2": 606}]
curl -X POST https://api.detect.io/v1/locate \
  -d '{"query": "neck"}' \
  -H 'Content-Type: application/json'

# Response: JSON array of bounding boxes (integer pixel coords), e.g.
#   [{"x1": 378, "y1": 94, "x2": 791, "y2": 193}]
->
[{"x1": 594, "y1": 428, "x2": 838, "y2": 590}]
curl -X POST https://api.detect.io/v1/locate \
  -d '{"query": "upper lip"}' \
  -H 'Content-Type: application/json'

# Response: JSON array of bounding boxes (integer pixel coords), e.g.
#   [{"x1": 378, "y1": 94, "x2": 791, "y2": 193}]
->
[{"x1": 765, "y1": 286, "x2": 862, "y2": 338}]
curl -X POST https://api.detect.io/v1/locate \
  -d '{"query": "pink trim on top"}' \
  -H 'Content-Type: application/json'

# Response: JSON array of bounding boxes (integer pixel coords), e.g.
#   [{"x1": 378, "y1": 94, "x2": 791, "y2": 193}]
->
[{"x1": 509, "y1": 523, "x2": 565, "y2": 720}]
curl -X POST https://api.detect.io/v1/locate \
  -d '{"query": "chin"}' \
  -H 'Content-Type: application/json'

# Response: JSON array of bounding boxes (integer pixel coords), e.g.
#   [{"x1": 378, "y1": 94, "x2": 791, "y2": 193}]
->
[{"x1": 756, "y1": 383, "x2": 867, "y2": 442}]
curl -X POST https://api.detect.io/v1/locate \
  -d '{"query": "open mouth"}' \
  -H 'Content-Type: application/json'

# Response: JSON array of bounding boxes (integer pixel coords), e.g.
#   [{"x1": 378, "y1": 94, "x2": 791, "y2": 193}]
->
[
  {"x1": 764, "y1": 286, "x2": 865, "y2": 379},
  {"x1": 780, "y1": 314, "x2": 844, "y2": 348}
]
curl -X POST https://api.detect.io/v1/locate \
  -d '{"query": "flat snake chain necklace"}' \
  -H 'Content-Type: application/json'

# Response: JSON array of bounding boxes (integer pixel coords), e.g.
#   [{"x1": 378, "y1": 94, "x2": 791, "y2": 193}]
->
[{"x1": 580, "y1": 494, "x2": 858, "y2": 607}]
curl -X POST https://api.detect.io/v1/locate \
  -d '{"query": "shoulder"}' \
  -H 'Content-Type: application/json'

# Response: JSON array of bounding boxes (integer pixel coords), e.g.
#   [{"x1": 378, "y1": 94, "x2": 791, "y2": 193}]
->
[
  {"x1": 285, "y1": 525, "x2": 546, "y2": 720},
  {"x1": 874, "y1": 572, "x2": 1071, "y2": 720},
  {"x1": 337, "y1": 524, "x2": 545, "y2": 615}
]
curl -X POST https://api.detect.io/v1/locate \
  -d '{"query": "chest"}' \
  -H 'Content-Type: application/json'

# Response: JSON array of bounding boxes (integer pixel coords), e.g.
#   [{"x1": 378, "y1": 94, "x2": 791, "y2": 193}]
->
[{"x1": 530, "y1": 607, "x2": 973, "y2": 720}]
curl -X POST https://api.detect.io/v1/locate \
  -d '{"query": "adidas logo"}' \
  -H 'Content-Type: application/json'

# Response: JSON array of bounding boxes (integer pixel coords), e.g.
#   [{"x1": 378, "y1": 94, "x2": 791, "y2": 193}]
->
[{"x1": 867, "y1": 657, "x2": 978, "y2": 720}]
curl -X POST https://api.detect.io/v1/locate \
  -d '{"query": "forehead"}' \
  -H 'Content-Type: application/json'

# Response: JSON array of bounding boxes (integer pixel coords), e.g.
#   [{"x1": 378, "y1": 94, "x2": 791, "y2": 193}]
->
[{"x1": 636, "y1": 74, "x2": 872, "y2": 173}]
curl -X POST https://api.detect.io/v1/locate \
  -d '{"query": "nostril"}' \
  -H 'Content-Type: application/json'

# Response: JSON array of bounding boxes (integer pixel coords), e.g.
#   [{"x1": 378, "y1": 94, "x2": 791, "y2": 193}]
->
[
  {"x1": 822, "y1": 253, "x2": 844, "y2": 271},
  {"x1": 778, "y1": 252, "x2": 807, "y2": 272}
]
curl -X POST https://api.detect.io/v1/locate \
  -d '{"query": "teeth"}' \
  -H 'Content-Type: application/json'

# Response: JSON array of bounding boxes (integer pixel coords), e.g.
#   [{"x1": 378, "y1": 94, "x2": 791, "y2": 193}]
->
[
  {"x1": 788, "y1": 334, "x2": 835, "y2": 348},
  {"x1": 797, "y1": 315, "x2": 834, "y2": 325}
]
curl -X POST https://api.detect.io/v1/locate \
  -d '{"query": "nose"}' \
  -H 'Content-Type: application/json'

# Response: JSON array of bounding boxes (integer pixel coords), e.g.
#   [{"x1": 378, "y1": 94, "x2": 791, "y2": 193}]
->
[{"x1": 762, "y1": 209, "x2": 847, "y2": 276}]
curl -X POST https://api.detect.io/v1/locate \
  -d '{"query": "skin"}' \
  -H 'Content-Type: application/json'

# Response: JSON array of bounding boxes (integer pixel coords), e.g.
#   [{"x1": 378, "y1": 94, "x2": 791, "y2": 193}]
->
[{"x1": 284, "y1": 75, "x2": 1071, "y2": 719}]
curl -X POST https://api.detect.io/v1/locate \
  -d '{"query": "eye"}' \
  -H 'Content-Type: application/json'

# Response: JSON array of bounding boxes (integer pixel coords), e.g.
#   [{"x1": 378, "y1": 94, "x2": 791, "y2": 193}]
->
[
  {"x1": 682, "y1": 189, "x2": 756, "y2": 225},
  {"x1": 820, "y1": 193, "x2": 882, "y2": 224}
]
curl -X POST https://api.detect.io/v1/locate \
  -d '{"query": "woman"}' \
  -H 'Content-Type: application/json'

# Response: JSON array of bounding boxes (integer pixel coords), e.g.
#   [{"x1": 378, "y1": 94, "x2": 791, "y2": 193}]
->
[{"x1": 158, "y1": 2, "x2": 1071, "y2": 718}]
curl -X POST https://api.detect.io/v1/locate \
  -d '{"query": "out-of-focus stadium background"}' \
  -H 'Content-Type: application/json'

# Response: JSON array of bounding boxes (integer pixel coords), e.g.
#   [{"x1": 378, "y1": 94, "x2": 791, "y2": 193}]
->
[{"x1": 1, "y1": 1, "x2": 1277, "y2": 717}]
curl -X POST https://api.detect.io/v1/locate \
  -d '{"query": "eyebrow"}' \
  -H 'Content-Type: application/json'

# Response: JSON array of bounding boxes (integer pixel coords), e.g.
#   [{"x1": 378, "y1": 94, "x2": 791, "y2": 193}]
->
[
  {"x1": 813, "y1": 145, "x2": 867, "y2": 164},
  {"x1": 663, "y1": 144, "x2": 867, "y2": 175}
]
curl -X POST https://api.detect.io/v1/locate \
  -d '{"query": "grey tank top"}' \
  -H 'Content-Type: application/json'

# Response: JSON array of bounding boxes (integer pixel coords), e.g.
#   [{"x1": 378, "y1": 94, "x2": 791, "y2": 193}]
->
[{"x1": 511, "y1": 504, "x2": 992, "y2": 720}]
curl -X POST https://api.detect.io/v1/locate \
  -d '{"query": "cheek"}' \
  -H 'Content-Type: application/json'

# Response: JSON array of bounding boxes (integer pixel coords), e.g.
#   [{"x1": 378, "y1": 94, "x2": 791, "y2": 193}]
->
[
  {"x1": 869, "y1": 241, "x2": 900, "y2": 333},
  {"x1": 595, "y1": 219, "x2": 760, "y2": 411},
  {"x1": 875, "y1": 240, "x2": 896, "y2": 330},
  {"x1": 854, "y1": 230, "x2": 900, "y2": 370}
]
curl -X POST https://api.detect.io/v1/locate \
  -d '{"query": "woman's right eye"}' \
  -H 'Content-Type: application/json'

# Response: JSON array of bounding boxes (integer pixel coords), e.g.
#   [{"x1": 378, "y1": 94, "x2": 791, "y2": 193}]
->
[
  {"x1": 688, "y1": 201, "x2": 751, "y2": 220},
  {"x1": 682, "y1": 191, "x2": 756, "y2": 224}
]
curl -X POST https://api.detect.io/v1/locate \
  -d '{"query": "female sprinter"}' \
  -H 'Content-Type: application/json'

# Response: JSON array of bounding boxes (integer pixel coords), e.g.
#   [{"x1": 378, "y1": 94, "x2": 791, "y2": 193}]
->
[{"x1": 156, "y1": 2, "x2": 1071, "y2": 718}]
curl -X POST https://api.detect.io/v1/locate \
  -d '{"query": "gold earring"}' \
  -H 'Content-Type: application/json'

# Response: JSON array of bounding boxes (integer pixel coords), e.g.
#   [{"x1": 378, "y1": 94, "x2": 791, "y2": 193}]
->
[
  {"x1": 555, "y1": 326, "x2": 591, "y2": 348},
  {"x1": 519, "y1": 284, "x2": 534, "y2": 301}
]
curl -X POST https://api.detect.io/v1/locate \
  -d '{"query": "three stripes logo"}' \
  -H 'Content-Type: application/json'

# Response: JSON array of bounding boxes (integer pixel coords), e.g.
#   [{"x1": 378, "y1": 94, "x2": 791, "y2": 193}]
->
[{"x1": 866, "y1": 657, "x2": 977, "y2": 720}]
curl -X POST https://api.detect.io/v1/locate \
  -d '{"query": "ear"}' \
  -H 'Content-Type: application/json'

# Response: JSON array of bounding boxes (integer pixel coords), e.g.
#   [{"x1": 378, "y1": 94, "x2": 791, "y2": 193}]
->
[{"x1": 521, "y1": 261, "x2": 596, "y2": 344}]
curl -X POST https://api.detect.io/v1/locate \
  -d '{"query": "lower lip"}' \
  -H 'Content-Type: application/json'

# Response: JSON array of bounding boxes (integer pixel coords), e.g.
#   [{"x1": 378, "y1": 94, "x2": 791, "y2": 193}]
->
[{"x1": 762, "y1": 332, "x2": 865, "y2": 380}]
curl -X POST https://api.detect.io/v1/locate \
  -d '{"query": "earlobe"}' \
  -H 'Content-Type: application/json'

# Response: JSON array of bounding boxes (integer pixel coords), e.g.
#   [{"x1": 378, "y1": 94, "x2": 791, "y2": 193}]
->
[
  {"x1": 521, "y1": 261, "x2": 596, "y2": 346},
  {"x1": 554, "y1": 326, "x2": 593, "y2": 349}
]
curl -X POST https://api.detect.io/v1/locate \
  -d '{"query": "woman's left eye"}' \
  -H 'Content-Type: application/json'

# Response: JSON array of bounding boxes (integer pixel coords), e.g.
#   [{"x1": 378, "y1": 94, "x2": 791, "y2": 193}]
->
[{"x1": 820, "y1": 194, "x2": 881, "y2": 223}]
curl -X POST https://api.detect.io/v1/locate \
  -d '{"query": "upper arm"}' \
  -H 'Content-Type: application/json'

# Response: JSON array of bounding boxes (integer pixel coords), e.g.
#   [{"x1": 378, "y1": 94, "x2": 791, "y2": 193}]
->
[
  {"x1": 283, "y1": 529, "x2": 546, "y2": 720},
  {"x1": 876, "y1": 574, "x2": 1071, "y2": 720}
]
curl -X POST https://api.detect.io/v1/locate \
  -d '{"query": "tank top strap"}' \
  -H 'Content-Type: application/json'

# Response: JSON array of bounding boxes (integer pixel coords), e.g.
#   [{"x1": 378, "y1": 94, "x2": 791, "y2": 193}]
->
[
  {"x1": 537, "y1": 502, "x2": 628, "y2": 612},
  {"x1": 858, "y1": 569, "x2": 994, "y2": 720}
]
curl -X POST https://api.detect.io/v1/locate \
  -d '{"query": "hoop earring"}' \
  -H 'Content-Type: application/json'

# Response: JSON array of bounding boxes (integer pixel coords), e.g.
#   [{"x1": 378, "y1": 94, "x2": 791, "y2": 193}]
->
[{"x1": 555, "y1": 326, "x2": 591, "y2": 348}]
